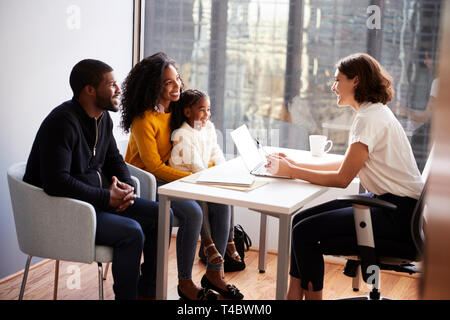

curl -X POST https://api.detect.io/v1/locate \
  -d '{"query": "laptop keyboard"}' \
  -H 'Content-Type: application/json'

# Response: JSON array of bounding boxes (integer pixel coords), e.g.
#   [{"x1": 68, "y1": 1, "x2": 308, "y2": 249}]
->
[
  {"x1": 253, "y1": 163, "x2": 268, "y2": 175},
  {"x1": 252, "y1": 162, "x2": 292, "y2": 179}
]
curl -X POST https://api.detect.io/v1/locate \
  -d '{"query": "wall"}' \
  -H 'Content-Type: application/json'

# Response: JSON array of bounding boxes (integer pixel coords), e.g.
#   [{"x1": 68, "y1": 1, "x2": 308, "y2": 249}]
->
[
  {"x1": 0, "y1": 0, "x2": 133, "y2": 279},
  {"x1": 422, "y1": 0, "x2": 450, "y2": 299}
]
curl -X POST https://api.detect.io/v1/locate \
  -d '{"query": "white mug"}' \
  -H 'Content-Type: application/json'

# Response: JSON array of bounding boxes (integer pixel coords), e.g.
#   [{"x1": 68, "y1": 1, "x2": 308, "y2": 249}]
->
[{"x1": 309, "y1": 135, "x2": 333, "y2": 157}]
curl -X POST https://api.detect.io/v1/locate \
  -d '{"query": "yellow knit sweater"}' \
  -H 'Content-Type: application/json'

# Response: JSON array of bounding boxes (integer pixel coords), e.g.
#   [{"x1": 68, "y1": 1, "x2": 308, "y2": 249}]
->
[{"x1": 125, "y1": 110, "x2": 190, "y2": 182}]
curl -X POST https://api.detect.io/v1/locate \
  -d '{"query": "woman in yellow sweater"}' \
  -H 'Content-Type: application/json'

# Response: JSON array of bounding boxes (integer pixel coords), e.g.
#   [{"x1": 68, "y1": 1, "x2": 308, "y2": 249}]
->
[{"x1": 120, "y1": 52, "x2": 242, "y2": 300}]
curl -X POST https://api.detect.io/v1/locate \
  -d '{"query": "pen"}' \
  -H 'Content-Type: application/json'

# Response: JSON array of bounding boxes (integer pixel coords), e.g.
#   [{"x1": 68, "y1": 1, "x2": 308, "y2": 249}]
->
[{"x1": 255, "y1": 138, "x2": 269, "y2": 156}]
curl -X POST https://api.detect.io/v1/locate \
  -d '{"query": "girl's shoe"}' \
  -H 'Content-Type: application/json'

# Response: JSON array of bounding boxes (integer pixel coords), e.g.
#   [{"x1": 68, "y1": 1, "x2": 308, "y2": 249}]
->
[
  {"x1": 204, "y1": 243, "x2": 224, "y2": 266},
  {"x1": 226, "y1": 241, "x2": 241, "y2": 262},
  {"x1": 224, "y1": 253, "x2": 246, "y2": 272}
]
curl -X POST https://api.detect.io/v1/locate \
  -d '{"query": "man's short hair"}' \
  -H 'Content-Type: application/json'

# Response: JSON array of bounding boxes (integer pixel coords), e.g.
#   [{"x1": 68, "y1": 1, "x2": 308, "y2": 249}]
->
[{"x1": 69, "y1": 59, "x2": 113, "y2": 99}]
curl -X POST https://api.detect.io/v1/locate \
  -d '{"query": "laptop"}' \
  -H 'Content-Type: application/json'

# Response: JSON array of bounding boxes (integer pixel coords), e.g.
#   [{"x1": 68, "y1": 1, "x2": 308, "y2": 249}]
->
[{"x1": 230, "y1": 124, "x2": 292, "y2": 179}]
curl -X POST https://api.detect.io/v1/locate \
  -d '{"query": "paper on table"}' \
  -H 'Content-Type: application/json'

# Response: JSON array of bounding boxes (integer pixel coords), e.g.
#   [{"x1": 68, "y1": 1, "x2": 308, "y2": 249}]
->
[
  {"x1": 180, "y1": 171, "x2": 268, "y2": 192},
  {"x1": 197, "y1": 168, "x2": 255, "y2": 186}
]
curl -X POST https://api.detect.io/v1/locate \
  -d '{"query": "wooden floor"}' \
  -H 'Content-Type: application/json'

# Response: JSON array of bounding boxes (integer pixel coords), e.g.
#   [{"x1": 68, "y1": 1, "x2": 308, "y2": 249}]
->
[{"x1": 0, "y1": 240, "x2": 420, "y2": 300}]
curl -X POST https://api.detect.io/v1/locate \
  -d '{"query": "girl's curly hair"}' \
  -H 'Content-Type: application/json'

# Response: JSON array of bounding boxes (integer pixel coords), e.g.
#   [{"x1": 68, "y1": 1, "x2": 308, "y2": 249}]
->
[{"x1": 120, "y1": 52, "x2": 183, "y2": 132}]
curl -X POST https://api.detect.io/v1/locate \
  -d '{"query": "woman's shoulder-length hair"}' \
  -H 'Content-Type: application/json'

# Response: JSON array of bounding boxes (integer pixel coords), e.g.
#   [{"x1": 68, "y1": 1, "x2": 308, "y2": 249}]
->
[{"x1": 336, "y1": 53, "x2": 394, "y2": 105}]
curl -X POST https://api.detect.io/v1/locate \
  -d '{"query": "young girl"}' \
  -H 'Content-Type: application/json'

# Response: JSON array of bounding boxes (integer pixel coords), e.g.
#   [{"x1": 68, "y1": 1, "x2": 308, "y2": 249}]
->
[
  {"x1": 169, "y1": 89, "x2": 244, "y2": 271},
  {"x1": 169, "y1": 89, "x2": 225, "y2": 174}
]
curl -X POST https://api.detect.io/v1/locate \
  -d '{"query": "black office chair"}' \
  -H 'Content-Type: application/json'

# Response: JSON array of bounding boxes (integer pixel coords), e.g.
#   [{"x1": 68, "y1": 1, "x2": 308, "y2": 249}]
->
[{"x1": 332, "y1": 148, "x2": 432, "y2": 300}]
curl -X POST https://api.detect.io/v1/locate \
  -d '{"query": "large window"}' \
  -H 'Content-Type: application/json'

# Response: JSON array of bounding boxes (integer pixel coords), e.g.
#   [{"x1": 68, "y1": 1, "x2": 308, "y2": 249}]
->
[{"x1": 142, "y1": 0, "x2": 441, "y2": 171}]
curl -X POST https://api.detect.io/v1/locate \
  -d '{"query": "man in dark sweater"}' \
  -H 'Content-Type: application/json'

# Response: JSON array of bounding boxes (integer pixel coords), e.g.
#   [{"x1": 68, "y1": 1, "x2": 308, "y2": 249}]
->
[{"x1": 23, "y1": 59, "x2": 169, "y2": 299}]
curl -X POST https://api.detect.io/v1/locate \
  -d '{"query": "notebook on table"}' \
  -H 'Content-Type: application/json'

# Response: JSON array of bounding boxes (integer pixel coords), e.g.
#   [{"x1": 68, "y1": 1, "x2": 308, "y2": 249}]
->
[
  {"x1": 196, "y1": 167, "x2": 255, "y2": 187},
  {"x1": 180, "y1": 171, "x2": 268, "y2": 192}
]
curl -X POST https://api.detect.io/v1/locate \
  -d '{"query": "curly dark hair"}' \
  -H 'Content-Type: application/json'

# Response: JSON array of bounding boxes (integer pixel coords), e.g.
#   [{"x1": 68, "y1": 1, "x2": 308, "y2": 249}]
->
[
  {"x1": 170, "y1": 89, "x2": 208, "y2": 132},
  {"x1": 120, "y1": 52, "x2": 183, "y2": 132},
  {"x1": 336, "y1": 53, "x2": 394, "y2": 105}
]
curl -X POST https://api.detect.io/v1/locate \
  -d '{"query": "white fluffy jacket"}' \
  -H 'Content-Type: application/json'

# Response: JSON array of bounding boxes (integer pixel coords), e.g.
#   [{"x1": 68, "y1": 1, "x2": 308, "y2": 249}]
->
[{"x1": 169, "y1": 121, "x2": 225, "y2": 173}]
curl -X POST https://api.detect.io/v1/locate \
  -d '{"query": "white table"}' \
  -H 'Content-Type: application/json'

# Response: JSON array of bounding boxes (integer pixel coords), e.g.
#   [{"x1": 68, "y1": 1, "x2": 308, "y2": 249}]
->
[{"x1": 156, "y1": 148, "x2": 346, "y2": 300}]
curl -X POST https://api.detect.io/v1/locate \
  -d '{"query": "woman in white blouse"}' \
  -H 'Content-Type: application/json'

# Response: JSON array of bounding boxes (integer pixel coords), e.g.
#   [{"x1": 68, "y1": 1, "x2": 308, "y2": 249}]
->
[{"x1": 265, "y1": 53, "x2": 424, "y2": 300}]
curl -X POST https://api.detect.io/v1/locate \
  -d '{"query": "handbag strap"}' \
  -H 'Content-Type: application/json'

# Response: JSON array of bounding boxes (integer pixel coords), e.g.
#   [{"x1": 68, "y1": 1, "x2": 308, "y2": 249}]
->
[{"x1": 235, "y1": 224, "x2": 252, "y2": 250}]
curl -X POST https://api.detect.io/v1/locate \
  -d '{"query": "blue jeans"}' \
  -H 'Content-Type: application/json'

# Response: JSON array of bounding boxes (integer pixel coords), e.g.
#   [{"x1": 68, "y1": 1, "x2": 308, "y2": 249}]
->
[
  {"x1": 95, "y1": 197, "x2": 170, "y2": 299},
  {"x1": 201, "y1": 202, "x2": 231, "y2": 271},
  {"x1": 156, "y1": 181, "x2": 231, "y2": 276},
  {"x1": 156, "y1": 181, "x2": 202, "y2": 280}
]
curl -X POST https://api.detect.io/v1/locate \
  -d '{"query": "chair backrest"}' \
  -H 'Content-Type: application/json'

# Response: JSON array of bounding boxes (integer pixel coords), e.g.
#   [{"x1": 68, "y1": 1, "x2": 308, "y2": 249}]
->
[
  {"x1": 117, "y1": 139, "x2": 129, "y2": 157},
  {"x1": 116, "y1": 138, "x2": 157, "y2": 202},
  {"x1": 7, "y1": 162, "x2": 38, "y2": 254},
  {"x1": 126, "y1": 163, "x2": 157, "y2": 202},
  {"x1": 410, "y1": 144, "x2": 434, "y2": 258},
  {"x1": 7, "y1": 162, "x2": 97, "y2": 263}
]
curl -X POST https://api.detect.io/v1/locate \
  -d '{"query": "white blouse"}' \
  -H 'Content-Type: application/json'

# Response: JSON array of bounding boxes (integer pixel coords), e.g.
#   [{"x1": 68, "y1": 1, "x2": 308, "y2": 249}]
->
[{"x1": 349, "y1": 102, "x2": 424, "y2": 199}]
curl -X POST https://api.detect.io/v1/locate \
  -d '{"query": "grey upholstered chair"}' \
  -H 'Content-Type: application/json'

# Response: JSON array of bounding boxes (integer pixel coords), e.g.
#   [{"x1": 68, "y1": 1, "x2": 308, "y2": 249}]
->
[
  {"x1": 7, "y1": 162, "x2": 140, "y2": 300},
  {"x1": 116, "y1": 139, "x2": 156, "y2": 201}
]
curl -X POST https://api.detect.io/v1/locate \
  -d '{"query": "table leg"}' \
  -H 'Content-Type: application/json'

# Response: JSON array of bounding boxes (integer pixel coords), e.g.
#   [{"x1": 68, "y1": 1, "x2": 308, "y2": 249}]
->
[
  {"x1": 156, "y1": 195, "x2": 171, "y2": 300},
  {"x1": 276, "y1": 214, "x2": 291, "y2": 300},
  {"x1": 258, "y1": 213, "x2": 268, "y2": 273}
]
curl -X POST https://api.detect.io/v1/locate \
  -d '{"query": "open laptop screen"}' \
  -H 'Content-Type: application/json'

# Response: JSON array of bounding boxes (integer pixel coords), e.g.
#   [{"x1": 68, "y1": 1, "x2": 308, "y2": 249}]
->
[{"x1": 230, "y1": 124, "x2": 265, "y2": 171}]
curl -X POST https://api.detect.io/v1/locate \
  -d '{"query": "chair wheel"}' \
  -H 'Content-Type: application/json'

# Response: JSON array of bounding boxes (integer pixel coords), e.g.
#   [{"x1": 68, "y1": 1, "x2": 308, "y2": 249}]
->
[
  {"x1": 353, "y1": 288, "x2": 359, "y2": 292},
  {"x1": 259, "y1": 270, "x2": 265, "y2": 273}
]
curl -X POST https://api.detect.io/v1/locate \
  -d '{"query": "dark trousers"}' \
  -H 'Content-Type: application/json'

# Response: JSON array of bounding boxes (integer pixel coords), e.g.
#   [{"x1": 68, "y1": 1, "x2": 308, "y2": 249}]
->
[
  {"x1": 95, "y1": 197, "x2": 172, "y2": 299},
  {"x1": 290, "y1": 193, "x2": 417, "y2": 291}
]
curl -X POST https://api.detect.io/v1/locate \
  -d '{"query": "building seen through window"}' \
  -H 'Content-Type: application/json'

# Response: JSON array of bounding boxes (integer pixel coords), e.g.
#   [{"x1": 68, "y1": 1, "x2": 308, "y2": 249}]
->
[{"x1": 143, "y1": 0, "x2": 441, "y2": 172}]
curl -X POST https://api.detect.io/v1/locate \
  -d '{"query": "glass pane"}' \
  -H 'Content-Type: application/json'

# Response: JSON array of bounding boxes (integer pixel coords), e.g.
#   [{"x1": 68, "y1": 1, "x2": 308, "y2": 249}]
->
[{"x1": 143, "y1": 0, "x2": 441, "y2": 170}]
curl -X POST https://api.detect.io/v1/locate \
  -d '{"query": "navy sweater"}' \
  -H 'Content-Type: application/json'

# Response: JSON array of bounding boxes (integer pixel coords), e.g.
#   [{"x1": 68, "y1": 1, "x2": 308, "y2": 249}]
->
[{"x1": 23, "y1": 98, "x2": 134, "y2": 211}]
